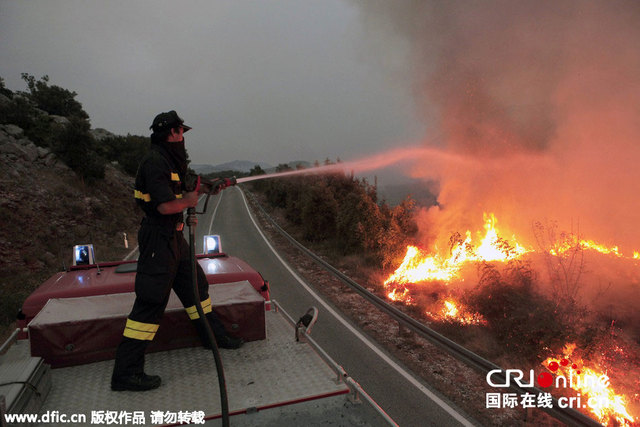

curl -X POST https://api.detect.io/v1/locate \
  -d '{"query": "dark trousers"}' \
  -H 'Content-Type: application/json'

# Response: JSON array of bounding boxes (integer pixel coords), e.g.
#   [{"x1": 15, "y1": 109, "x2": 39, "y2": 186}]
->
[{"x1": 112, "y1": 221, "x2": 227, "y2": 378}]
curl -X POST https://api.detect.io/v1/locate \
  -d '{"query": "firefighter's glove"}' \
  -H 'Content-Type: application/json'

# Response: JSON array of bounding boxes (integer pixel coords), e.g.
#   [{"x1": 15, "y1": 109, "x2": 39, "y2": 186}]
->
[
  {"x1": 209, "y1": 181, "x2": 223, "y2": 195},
  {"x1": 185, "y1": 173, "x2": 200, "y2": 193},
  {"x1": 207, "y1": 177, "x2": 237, "y2": 195}
]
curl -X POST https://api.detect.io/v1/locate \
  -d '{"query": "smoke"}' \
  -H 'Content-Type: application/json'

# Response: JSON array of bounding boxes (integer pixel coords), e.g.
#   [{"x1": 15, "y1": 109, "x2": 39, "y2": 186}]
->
[
  {"x1": 353, "y1": 0, "x2": 640, "y2": 253},
  {"x1": 352, "y1": 1, "x2": 640, "y2": 340}
]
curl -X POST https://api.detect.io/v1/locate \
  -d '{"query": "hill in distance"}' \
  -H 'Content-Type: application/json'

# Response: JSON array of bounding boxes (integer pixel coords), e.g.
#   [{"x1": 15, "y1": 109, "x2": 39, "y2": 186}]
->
[
  {"x1": 191, "y1": 160, "x2": 273, "y2": 175},
  {"x1": 191, "y1": 160, "x2": 312, "y2": 175}
]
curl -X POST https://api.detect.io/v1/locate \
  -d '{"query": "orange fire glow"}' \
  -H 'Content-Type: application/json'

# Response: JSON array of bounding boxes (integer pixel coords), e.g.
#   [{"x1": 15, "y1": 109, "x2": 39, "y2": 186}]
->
[
  {"x1": 551, "y1": 238, "x2": 638, "y2": 259},
  {"x1": 545, "y1": 231, "x2": 640, "y2": 260},
  {"x1": 543, "y1": 344, "x2": 636, "y2": 426},
  {"x1": 384, "y1": 213, "x2": 528, "y2": 288},
  {"x1": 382, "y1": 212, "x2": 639, "y2": 424},
  {"x1": 387, "y1": 287, "x2": 413, "y2": 304},
  {"x1": 385, "y1": 213, "x2": 640, "y2": 291},
  {"x1": 426, "y1": 298, "x2": 486, "y2": 325}
]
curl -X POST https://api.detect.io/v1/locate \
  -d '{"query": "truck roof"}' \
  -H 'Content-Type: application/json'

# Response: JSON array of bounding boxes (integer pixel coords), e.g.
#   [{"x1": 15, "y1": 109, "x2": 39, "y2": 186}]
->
[
  {"x1": 2, "y1": 302, "x2": 392, "y2": 425},
  {"x1": 19, "y1": 254, "x2": 269, "y2": 324},
  {"x1": 1, "y1": 301, "x2": 393, "y2": 426},
  {"x1": 2, "y1": 253, "x2": 394, "y2": 426}
]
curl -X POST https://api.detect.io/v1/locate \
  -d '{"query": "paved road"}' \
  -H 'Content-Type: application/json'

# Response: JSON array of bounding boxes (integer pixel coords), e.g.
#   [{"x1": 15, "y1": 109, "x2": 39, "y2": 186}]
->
[{"x1": 192, "y1": 187, "x2": 476, "y2": 427}]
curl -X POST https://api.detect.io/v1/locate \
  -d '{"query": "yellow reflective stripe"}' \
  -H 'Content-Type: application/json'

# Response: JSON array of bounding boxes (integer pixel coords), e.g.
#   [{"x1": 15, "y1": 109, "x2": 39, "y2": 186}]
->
[
  {"x1": 175, "y1": 194, "x2": 183, "y2": 199},
  {"x1": 202, "y1": 297, "x2": 212, "y2": 314},
  {"x1": 185, "y1": 298, "x2": 212, "y2": 320},
  {"x1": 134, "y1": 190, "x2": 151, "y2": 202},
  {"x1": 170, "y1": 173, "x2": 180, "y2": 181},
  {"x1": 186, "y1": 307, "x2": 199, "y2": 320},
  {"x1": 123, "y1": 319, "x2": 159, "y2": 341}
]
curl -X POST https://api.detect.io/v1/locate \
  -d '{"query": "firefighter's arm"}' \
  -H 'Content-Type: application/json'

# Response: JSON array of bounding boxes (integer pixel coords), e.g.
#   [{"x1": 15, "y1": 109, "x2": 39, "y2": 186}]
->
[{"x1": 157, "y1": 191, "x2": 199, "y2": 215}]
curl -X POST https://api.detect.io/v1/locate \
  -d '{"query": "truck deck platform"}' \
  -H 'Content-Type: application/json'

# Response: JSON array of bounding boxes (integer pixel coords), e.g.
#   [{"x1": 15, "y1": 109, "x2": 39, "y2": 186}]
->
[{"x1": 1, "y1": 302, "x2": 393, "y2": 426}]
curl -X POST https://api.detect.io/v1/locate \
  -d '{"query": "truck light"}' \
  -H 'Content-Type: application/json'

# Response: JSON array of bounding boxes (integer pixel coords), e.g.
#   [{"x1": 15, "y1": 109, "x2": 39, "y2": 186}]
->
[
  {"x1": 73, "y1": 244, "x2": 95, "y2": 266},
  {"x1": 203, "y1": 235, "x2": 221, "y2": 254}
]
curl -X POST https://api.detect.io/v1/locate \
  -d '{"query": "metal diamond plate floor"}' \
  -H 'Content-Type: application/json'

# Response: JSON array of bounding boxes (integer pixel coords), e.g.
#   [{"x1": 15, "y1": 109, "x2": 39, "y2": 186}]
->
[{"x1": 36, "y1": 309, "x2": 348, "y2": 424}]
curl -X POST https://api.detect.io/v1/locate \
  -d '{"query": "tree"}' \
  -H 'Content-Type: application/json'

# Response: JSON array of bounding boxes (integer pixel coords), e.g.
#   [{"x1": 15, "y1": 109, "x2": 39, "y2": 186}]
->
[
  {"x1": 249, "y1": 165, "x2": 265, "y2": 176},
  {"x1": 21, "y1": 74, "x2": 89, "y2": 119},
  {"x1": 300, "y1": 180, "x2": 338, "y2": 241},
  {"x1": 469, "y1": 261, "x2": 572, "y2": 361},
  {"x1": 276, "y1": 163, "x2": 293, "y2": 173},
  {"x1": 255, "y1": 165, "x2": 418, "y2": 266},
  {"x1": 100, "y1": 134, "x2": 150, "y2": 176},
  {"x1": 377, "y1": 198, "x2": 418, "y2": 270},
  {"x1": 532, "y1": 221, "x2": 584, "y2": 306},
  {"x1": 335, "y1": 188, "x2": 382, "y2": 256},
  {"x1": 55, "y1": 116, "x2": 105, "y2": 182},
  {"x1": 0, "y1": 75, "x2": 71, "y2": 148},
  {"x1": 0, "y1": 76, "x2": 13, "y2": 98}
]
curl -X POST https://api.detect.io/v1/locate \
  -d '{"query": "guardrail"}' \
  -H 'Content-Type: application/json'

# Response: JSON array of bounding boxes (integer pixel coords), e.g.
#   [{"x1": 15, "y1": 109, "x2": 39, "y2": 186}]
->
[{"x1": 243, "y1": 189, "x2": 602, "y2": 427}]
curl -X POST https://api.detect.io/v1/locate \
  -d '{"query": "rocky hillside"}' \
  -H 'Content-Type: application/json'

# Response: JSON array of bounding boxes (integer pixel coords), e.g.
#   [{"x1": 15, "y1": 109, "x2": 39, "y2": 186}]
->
[{"x1": 0, "y1": 122, "x2": 142, "y2": 335}]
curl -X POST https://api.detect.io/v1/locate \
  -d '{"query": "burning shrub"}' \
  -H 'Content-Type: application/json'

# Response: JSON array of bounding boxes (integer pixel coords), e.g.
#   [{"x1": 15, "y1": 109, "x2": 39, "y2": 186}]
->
[
  {"x1": 533, "y1": 220, "x2": 585, "y2": 306},
  {"x1": 468, "y1": 260, "x2": 572, "y2": 362}
]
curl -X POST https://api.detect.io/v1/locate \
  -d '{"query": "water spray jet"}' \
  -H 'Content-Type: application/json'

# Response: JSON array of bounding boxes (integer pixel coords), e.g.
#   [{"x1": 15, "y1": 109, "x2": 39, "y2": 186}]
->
[{"x1": 236, "y1": 145, "x2": 469, "y2": 184}]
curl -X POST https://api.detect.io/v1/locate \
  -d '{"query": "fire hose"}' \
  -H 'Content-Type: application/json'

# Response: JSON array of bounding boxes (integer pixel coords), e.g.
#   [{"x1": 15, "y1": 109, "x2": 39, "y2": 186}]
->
[
  {"x1": 193, "y1": 176, "x2": 237, "y2": 214},
  {"x1": 186, "y1": 175, "x2": 236, "y2": 427}
]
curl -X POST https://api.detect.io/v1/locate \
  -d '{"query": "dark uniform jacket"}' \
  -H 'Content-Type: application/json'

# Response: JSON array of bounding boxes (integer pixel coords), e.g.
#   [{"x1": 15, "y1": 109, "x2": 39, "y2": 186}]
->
[{"x1": 134, "y1": 144, "x2": 185, "y2": 226}]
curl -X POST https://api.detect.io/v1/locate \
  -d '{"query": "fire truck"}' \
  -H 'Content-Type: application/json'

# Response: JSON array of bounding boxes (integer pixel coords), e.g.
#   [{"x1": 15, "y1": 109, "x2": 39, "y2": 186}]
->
[{"x1": 0, "y1": 241, "x2": 395, "y2": 426}]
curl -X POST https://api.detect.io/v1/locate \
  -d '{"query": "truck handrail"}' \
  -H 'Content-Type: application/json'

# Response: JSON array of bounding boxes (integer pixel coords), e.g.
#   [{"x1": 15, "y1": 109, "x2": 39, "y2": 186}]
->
[{"x1": 272, "y1": 300, "x2": 398, "y2": 426}]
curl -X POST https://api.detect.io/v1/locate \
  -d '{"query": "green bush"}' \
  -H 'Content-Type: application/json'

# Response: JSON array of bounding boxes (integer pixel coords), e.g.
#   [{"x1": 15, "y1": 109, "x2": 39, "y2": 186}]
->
[
  {"x1": 255, "y1": 168, "x2": 418, "y2": 266},
  {"x1": 100, "y1": 134, "x2": 150, "y2": 176},
  {"x1": 0, "y1": 77, "x2": 12, "y2": 98},
  {"x1": 0, "y1": 77, "x2": 67, "y2": 148},
  {"x1": 0, "y1": 94, "x2": 36, "y2": 129},
  {"x1": 54, "y1": 116, "x2": 105, "y2": 182},
  {"x1": 301, "y1": 179, "x2": 338, "y2": 241},
  {"x1": 21, "y1": 74, "x2": 89, "y2": 119}
]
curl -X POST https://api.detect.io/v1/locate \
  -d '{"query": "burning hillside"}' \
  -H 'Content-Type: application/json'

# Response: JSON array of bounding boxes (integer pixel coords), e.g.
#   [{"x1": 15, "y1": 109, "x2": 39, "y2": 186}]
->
[
  {"x1": 352, "y1": 2, "x2": 640, "y2": 424},
  {"x1": 381, "y1": 213, "x2": 640, "y2": 425},
  {"x1": 354, "y1": 0, "x2": 640, "y2": 294}
]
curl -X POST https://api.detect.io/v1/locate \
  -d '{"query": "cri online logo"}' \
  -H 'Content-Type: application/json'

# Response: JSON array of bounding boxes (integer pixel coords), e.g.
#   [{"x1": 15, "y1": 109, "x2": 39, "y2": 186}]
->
[{"x1": 486, "y1": 363, "x2": 609, "y2": 389}]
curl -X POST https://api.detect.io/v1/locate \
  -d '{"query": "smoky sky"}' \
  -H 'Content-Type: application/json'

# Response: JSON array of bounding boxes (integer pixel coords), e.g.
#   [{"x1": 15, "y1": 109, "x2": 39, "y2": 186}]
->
[
  {"x1": 0, "y1": 0, "x2": 424, "y2": 167},
  {"x1": 354, "y1": 0, "x2": 640, "y2": 251}
]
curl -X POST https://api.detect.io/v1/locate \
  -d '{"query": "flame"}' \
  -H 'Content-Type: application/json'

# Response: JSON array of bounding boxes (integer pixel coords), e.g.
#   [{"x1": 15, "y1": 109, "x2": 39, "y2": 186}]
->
[
  {"x1": 382, "y1": 212, "x2": 639, "y2": 424},
  {"x1": 426, "y1": 298, "x2": 486, "y2": 325},
  {"x1": 384, "y1": 213, "x2": 528, "y2": 287},
  {"x1": 384, "y1": 245, "x2": 461, "y2": 285},
  {"x1": 387, "y1": 287, "x2": 413, "y2": 304},
  {"x1": 475, "y1": 213, "x2": 529, "y2": 261},
  {"x1": 385, "y1": 213, "x2": 639, "y2": 290},
  {"x1": 579, "y1": 240, "x2": 621, "y2": 257},
  {"x1": 543, "y1": 344, "x2": 636, "y2": 426},
  {"x1": 551, "y1": 237, "x2": 639, "y2": 259},
  {"x1": 443, "y1": 299, "x2": 459, "y2": 317}
]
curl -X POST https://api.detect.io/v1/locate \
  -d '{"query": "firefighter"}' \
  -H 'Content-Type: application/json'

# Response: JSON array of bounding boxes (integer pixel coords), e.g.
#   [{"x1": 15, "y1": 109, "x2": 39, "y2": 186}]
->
[{"x1": 111, "y1": 110, "x2": 243, "y2": 392}]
